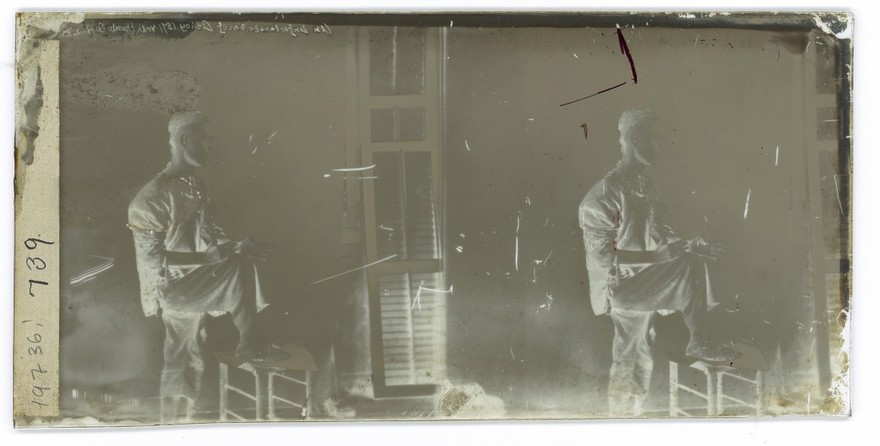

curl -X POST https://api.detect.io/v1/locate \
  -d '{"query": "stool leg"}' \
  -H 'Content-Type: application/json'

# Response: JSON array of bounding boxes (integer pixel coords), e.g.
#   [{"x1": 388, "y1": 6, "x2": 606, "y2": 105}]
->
[
  {"x1": 669, "y1": 361, "x2": 679, "y2": 417},
  {"x1": 160, "y1": 396, "x2": 180, "y2": 424},
  {"x1": 705, "y1": 369, "x2": 717, "y2": 416},
  {"x1": 219, "y1": 363, "x2": 228, "y2": 421},
  {"x1": 755, "y1": 370, "x2": 764, "y2": 416},
  {"x1": 304, "y1": 371, "x2": 312, "y2": 420},
  {"x1": 255, "y1": 370, "x2": 266, "y2": 420},
  {"x1": 268, "y1": 372, "x2": 276, "y2": 420}
]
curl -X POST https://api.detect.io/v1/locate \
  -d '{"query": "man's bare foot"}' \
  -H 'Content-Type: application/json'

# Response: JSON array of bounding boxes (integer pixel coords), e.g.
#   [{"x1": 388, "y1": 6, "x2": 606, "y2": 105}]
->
[{"x1": 235, "y1": 342, "x2": 256, "y2": 358}]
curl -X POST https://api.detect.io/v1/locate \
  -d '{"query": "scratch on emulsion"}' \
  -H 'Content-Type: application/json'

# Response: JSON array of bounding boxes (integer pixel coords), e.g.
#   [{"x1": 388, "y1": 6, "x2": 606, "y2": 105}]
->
[
  {"x1": 412, "y1": 282, "x2": 454, "y2": 311},
  {"x1": 537, "y1": 293, "x2": 554, "y2": 313},
  {"x1": 421, "y1": 284, "x2": 453, "y2": 294},
  {"x1": 411, "y1": 280, "x2": 425, "y2": 311},
  {"x1": 531, "y1": 251, "x2": 552, "y2": 284},
  {"x1": 311, "y1": 254, "x2": 397, "y2": 284},
  {"x1": 514, "y1": 213, "x2": 521, "y2": 271},
  {"x1": 580, "y1": 123, "x2": 589, "y2": 140},
  {"x1": 832, "y1": 174, "x2": 845, "y2": 216},
  {"x1": 743, "y1": 188, "x2": 752, "y2": 220},
  {"x1": 332, "y1": 164, "x2": 375, "y2": 172}
]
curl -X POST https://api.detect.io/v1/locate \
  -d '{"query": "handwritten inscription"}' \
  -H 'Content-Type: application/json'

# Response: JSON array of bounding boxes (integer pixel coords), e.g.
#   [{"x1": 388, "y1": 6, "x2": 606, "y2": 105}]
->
[
  {"x1": 21, "y1": 237, "x2": 55, "y2": 410},
  {"x1": 59, "y1": 21, "x2": 332, "y2": 39}
]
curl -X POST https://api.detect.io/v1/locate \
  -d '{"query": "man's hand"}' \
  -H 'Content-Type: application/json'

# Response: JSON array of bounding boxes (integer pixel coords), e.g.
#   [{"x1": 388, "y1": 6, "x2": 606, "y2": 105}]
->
[
  {"x1": 655, "y1": 240, "x2": 686, "y2": 262},
  {"x1": 684, "y1": 236, "x2": 727, "y2": 259},
  {"x1": 207, "y1": 242, "x2": 233, "y2": 263},
  {"x1": 234, "y1": 237, "x2": 274, "y2": 260},
  {"x1": 144, "y1": 302, "x2": 160, "y2": 318}
]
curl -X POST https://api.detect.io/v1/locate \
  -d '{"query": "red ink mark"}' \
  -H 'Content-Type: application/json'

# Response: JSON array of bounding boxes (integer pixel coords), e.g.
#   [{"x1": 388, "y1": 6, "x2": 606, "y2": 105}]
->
[
  {"x1": 580, "y1": 123, "x2": 589, "y2": 140},
  {"x1": 559, "y1": 81, "x2": 627, "y2": 107},
  {"x1": 616, "y1": 27, "x2": 638, "y2": 84},
  {"x1": 612, "y1": 211, "x2": 621, "y2": 251}
]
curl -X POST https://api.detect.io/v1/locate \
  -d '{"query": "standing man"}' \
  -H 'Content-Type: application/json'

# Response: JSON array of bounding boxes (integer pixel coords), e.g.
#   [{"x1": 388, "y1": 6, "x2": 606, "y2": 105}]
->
[
  {"x1": 578, "y1": 109, "x2": 731, "y2": 417},
  {"x1": 128, "y1": 111, "x2": 274, "y2": 421}
]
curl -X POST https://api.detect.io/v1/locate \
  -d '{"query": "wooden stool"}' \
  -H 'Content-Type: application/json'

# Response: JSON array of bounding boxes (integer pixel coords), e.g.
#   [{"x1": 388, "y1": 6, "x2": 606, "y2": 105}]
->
[
  {"x1": 216, "y1": 343, "x2": 318, "y2": 421},
  {"x1": 669, "y1": 345, "x2": 766, "y2": 417}
]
